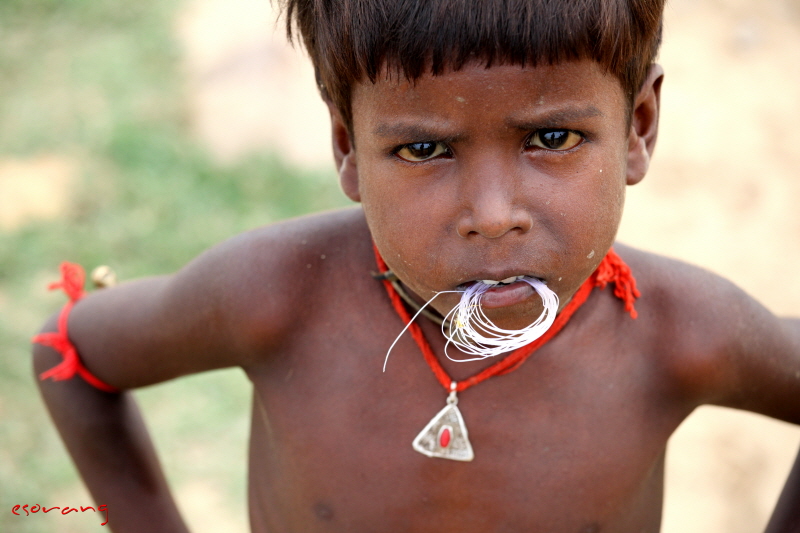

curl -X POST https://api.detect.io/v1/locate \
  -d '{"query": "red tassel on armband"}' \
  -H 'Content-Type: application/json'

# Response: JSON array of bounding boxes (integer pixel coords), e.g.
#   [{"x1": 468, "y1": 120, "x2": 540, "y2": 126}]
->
[{"x1": 32, "y1": 262, "x2": 119, "y2": 393}]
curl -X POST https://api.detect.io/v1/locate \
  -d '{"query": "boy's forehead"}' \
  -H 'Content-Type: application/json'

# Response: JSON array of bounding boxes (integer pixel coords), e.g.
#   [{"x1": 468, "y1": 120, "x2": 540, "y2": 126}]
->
[{"x1": 350, "y1": 60, "x2": 628, "y2": 135}]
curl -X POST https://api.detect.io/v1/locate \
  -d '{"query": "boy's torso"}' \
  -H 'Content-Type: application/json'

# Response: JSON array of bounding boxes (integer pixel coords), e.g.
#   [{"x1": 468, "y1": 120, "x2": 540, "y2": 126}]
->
[{"x1": 233, "y1": 208, "x2": 702, "y2": 533}]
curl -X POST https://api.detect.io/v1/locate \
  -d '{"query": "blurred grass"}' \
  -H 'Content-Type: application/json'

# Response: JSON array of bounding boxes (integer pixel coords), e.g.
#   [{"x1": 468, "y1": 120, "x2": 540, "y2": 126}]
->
[{"x1": 0, "y1": 1, "x2": 349, "y2": 532}]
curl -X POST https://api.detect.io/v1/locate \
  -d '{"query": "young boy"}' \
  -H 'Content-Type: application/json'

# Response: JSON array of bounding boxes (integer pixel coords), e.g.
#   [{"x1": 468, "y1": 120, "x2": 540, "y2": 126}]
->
[{"x1": 32, "y1": 0, "x2": 800, "y2": 531}]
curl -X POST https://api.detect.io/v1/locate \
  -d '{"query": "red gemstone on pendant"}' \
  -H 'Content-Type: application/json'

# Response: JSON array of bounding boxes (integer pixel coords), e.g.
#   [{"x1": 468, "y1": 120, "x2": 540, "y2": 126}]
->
[{"x1": 439, "y1": 426, "x2": 452, "y2": 448}]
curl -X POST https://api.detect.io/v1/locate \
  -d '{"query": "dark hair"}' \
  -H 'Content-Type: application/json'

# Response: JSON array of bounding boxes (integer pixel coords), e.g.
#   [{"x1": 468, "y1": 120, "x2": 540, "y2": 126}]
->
[{"x1": 281, "y1": 0, "x2": 664, "y2": 128}]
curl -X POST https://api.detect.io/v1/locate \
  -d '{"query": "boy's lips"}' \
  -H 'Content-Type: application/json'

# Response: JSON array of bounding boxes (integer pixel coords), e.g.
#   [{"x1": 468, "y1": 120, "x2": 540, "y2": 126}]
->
[
  {"x1": 456, "y1": 277, "x2": 541, "y2": 309},
  {"x1": 476, "y1": 280, "x2": 537, "y2": 309}
]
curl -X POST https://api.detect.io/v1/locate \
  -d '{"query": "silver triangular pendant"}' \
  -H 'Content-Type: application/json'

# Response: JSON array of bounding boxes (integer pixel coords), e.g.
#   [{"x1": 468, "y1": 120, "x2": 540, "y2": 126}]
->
[{"x1": 412, "y1": 386, "x2": 474, "y2": 461}]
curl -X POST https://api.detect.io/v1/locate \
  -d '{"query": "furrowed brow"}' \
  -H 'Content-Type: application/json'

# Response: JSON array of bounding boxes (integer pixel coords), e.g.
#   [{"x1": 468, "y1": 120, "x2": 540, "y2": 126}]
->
[
  {"x1": 373, "y1": 122, "x2": 462, "y2": 142},
  {"x1": 508, "y1": 106, "x2": 603, "y2": 130}
]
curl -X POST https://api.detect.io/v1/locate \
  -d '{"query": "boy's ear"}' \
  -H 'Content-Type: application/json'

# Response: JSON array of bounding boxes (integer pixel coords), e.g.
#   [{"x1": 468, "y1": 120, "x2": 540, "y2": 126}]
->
[
  {"x1": 328, "y1": 102, "x2": 361, "y2": 202},
  {"x1": 626, "y1": 64, "x2": 664, "y2": 186}
]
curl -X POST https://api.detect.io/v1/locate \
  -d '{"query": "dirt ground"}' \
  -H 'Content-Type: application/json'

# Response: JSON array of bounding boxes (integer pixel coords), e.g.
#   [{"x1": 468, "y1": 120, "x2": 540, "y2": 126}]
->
[{"x1": 175, "y1": 0, "x2": 800, "y2": 531}]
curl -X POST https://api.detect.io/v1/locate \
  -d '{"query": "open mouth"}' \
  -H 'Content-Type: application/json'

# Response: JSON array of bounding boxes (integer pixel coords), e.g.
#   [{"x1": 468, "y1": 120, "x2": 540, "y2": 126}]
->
[
  {"x1": 478, "y1": 275, "x2": 525, "y2": 287},
  {"x1": 458, "y1": 275, "x2": 535, "y2": 290},
  {"x1": 458, "y1": 275, "x2": 541, "y2": 309}
]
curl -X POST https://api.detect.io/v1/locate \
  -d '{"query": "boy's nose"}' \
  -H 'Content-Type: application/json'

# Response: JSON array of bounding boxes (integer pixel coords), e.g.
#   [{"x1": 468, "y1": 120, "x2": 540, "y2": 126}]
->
[{"x1": 455, "y1": 181, "x2": 533, "y2": 239}]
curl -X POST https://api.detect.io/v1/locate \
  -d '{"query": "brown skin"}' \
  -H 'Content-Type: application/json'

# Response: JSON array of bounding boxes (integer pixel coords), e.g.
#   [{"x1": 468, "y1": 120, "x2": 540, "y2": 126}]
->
[{"x1": 33, "y1": 60, "x2": 800, "y2": 532}]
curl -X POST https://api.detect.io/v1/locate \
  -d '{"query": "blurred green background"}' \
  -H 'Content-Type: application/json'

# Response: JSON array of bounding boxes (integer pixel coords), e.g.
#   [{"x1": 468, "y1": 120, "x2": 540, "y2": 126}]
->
[{"x1": 0, "y1": 1, "x2": 347, "y2": 531}]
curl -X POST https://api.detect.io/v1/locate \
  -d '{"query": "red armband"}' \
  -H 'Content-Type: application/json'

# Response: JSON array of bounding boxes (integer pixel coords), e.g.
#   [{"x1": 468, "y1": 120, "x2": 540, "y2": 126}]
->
[{"x1": 32, "y1": 262, "x2": 119, "y2": 393}]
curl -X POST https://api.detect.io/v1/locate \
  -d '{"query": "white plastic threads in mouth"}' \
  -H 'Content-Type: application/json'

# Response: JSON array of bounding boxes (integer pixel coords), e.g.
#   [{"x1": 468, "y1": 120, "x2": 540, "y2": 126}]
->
[
  {"x1": 442, "y1": 277, "x2": 558, "y2": 361},
  {"x1": 382, "y1": 276, "x2": 559, "y2": 371}
]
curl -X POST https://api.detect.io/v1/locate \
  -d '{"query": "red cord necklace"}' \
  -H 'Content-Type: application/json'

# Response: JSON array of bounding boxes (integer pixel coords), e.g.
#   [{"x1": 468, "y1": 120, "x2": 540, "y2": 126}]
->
[{"x1": 374, "y1": 246, "x2": 639, "y2": 461}]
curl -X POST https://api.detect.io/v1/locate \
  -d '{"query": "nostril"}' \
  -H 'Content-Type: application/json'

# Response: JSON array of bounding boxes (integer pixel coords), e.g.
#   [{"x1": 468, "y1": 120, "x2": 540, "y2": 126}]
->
[{"x1": 457, "y1": 211, "x2": 532, "y2": 239}]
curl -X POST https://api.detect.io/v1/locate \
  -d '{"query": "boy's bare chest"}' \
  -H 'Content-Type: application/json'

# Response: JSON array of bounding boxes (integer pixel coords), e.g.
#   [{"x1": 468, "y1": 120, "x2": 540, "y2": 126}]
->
[{"x1": 242, "y1": 294, "x2": 685, "y2": 532}]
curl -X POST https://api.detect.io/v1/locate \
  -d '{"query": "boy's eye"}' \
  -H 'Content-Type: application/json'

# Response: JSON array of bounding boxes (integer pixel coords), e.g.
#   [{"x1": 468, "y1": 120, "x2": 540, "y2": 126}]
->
[
  {"x1": 394, "y1": 141, "x2": 450, "y2": 162},
  {"x1": 526, "y1": 130, "x2": 583, "y2": 151}
]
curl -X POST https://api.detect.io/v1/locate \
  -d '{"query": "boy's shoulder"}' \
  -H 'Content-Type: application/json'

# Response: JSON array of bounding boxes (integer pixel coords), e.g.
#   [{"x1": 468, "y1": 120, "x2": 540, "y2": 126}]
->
[
  {"x1": 190, "y1": 207, "x2": 375, "y2": 351},
  {"x1": 616, "y1": 243, "x2": 765, "y2": 350},
  {"x1": 614, "y1": 243, "x2": 794, "y2": 411},
  {"x1": 58, "y1": 208, "x2": 375, "y2": 389},
  {"x1": 616, "y1": 242, "x2": 749, "y2": 320},
  {"x1": 209, "y1": 219, "x2": 773, "y2": 374},
  {"x1": 213, "y1": 206, "x2": 371, "y2": 275}
]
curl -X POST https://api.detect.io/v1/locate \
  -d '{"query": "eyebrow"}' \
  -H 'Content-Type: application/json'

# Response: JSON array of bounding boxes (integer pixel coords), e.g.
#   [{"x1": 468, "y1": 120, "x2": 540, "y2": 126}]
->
[
  {"x1": 373, "y1": 122, "x2": 461, "y2": 141},
  {"x1": 507, "y1": 106, "x2": 603, "y2": 130},
  {"x1": 373, "y1": 105, "x2": 604, "y2": 140}
]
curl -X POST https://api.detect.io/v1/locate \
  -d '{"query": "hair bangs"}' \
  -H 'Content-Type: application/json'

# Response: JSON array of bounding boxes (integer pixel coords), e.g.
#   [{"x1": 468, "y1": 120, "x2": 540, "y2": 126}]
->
[{"x1": 283, "y1": 0, "x2": 664, "y2": 128}]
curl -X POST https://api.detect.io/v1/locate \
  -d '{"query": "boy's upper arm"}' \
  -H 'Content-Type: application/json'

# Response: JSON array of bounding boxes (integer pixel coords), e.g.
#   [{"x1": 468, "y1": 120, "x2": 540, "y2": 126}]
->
[
  {"x1": 653, "y1": 257, "x2": 800, "y2": 424},
  {"x1": 714, "y1": 312, "x2": 800, "y2": 423},
  {"x1": 58, "y1": 226, "x2": 305, "y2": 390}
]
